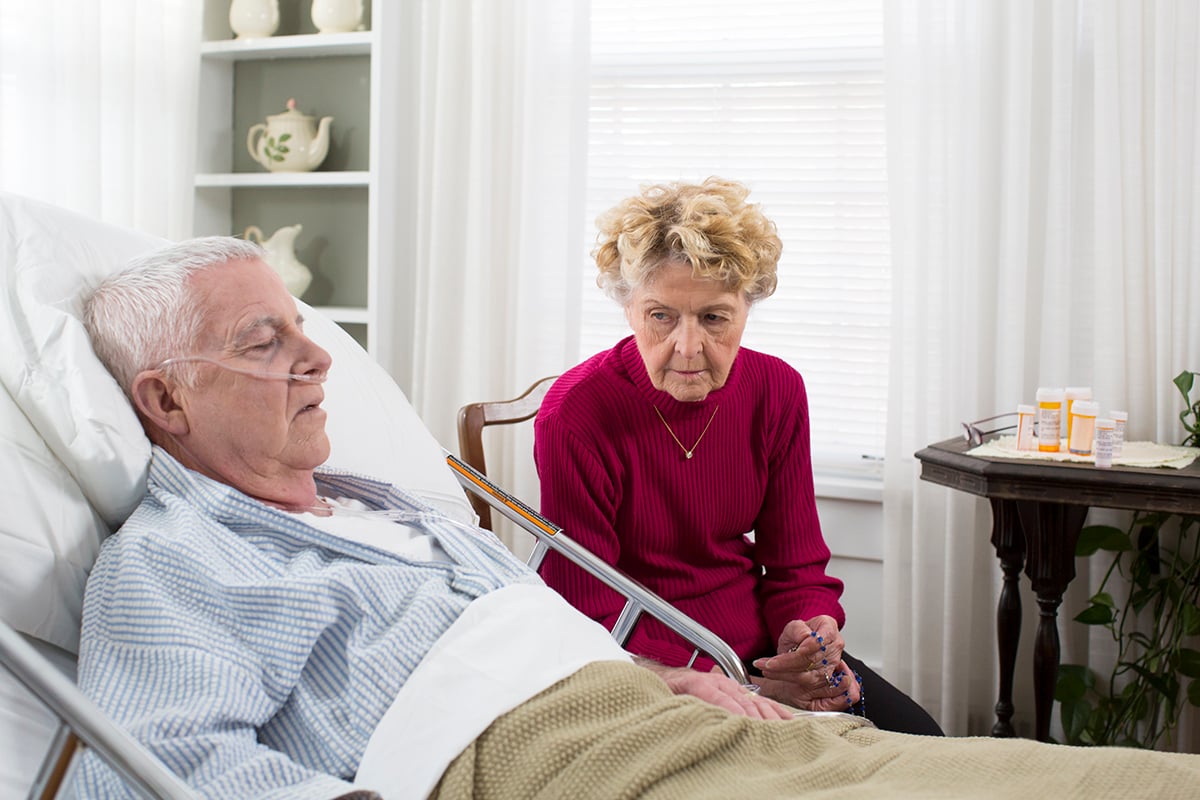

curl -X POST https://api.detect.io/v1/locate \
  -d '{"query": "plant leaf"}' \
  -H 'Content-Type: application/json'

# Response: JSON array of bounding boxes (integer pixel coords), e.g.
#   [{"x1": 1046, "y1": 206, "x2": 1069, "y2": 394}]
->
[
  {"x1": 1055, "y1": 666, "x2": 1089, "y2": 702},
  {"x1": 1189, "y1": 679, "x2": 1200, "y2": 707},
  {"x1": 1060, "y1": 697, "x2": 1092, "y2": 744},
  {"x1": 1129, "y1": 663, "x2": 1177, "y2": 700},
  {"x1": 1130, "y1": 588, "x2": 1154, "y2": 614},
  {"x1": 1175, "y1": 370, "x2": 1195, "y2": 399},
  {"x1": 1076, "y1": 525, "x2": 1132, "y2": 556},
  {"x1": 1183, "y1": 603, "x2": 1200, "y2": 637},
  {"x1": 1179, "y1": 648, "x2": 1200, "y2": 679},
  {"x1": 1074, "y1": 604, "x2": 1115, "y2": 625}
]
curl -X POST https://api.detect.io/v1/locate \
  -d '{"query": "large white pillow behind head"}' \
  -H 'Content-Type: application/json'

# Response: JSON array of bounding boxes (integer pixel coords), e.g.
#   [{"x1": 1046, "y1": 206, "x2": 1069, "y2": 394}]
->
[{"x1": 0, "y1": 192, "x2": 471, "y2": 652}]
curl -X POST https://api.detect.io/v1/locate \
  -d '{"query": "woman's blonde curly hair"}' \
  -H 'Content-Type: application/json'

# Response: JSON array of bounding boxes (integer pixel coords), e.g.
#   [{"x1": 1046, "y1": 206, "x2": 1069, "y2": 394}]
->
[{"x1": 593, "y1": 176, "x2": 782, "y2": 305}]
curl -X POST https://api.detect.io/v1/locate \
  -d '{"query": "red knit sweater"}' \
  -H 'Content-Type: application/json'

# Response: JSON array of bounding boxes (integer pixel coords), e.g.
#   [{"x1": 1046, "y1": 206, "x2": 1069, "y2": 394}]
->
[{"x1": 535, "y1": 336, "x2": 844, "y2": 670}]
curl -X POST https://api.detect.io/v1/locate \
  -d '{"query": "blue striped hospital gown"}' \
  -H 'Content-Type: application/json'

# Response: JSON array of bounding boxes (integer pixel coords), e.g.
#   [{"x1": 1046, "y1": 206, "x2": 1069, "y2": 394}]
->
[{"x1": 69, "y1": 448, "x2": 541, "y2": 799}]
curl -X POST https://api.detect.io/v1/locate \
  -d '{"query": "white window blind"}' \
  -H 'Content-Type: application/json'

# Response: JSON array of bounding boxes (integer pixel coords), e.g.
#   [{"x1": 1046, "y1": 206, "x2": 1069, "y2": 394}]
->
[{"x1": 582, "y1": 0, "x2": 890, "y2": 470}]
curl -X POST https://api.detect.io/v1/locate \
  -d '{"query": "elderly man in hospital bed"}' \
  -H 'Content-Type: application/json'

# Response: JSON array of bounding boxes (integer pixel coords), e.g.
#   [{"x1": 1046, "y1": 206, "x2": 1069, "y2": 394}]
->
[{"x1": 70, "y1": 236, "x2": 1200, "y2": 799}]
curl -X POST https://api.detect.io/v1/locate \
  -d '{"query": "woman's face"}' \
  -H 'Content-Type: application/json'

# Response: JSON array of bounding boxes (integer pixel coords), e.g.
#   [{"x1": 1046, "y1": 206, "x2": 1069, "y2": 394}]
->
[{"x1": 624, "y1": 260, "x2": 750, "y2": 402}]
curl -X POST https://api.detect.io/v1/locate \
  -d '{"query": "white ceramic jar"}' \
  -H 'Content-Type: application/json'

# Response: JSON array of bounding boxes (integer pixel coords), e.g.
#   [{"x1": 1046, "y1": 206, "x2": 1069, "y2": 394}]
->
[
  {"x1": 312, "y1": 0, "x2": 364, "y2": 34},
  {"x1": 229, "y1": 0, "x2": 280, "y2": 39}
]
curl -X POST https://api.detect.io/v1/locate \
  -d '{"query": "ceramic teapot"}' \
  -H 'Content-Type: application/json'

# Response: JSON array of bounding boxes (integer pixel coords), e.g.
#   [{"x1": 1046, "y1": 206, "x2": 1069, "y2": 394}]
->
[
  {"x1": 244, "y1": 224, "x2": 313, "y2": 298},
  {"x1": 246, "y1": 99, "x2": 333, "y2": 173}
]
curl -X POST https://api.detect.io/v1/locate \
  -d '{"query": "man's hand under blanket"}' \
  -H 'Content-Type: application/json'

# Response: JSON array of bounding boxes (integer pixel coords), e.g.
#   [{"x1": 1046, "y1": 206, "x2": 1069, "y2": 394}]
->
[{"x1": 634, "y1": 658, "x2": 794, "y2": 720}]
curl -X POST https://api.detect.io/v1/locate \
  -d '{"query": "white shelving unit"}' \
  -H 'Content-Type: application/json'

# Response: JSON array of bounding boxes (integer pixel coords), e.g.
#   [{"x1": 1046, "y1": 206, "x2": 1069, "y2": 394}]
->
[{"x1": 193, "y1": 0, "x2": 406, "y2": 375}]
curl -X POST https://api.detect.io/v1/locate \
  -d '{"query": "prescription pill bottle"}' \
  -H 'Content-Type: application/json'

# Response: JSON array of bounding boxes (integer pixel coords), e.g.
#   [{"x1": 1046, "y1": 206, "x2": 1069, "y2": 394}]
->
[
  {"x1": 1109, "y1": 410, "x2": 1128, "y2": 457},
  {"x1": 1036, "y1": 387, "x2": 1065, "y2": 452},
  {"x1": 1064, "y1": 387, "x2": 1092, "y2": 445},
  {"x1": 1016, "y1": 404, "x2": 1036, "y2": 451},
  {"x1": 1067, "y1": 400, "x2": 1098, "y2": 455},
  {"x1": 1095, "y1": 417, "x2": 1115, "y2": 468}
]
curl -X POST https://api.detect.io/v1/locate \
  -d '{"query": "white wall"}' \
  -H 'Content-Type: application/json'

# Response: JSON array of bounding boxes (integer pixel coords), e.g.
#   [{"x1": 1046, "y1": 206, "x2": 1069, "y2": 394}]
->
[{"x1": 818, "y1": 493, "x2": 884, "y2": 669}]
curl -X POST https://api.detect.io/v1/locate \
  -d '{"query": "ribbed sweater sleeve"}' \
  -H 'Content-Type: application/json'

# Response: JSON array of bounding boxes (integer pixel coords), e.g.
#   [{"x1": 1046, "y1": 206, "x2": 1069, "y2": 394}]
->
[{"x1": 535, "y1": 338, "x2": 844, "y2": 670}]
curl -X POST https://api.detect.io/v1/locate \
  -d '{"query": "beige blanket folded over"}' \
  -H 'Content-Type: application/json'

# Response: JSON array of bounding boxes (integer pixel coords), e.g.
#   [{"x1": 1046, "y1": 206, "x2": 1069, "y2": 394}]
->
[{"x1": 432, "y1": 660, "x2": 1200, "y2": 800}]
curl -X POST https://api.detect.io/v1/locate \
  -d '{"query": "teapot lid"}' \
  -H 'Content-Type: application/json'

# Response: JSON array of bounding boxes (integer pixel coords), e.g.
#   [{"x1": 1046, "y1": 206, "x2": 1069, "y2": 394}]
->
[{"x1": 268, "y1": 98, "x2": 313, "y2": 121}]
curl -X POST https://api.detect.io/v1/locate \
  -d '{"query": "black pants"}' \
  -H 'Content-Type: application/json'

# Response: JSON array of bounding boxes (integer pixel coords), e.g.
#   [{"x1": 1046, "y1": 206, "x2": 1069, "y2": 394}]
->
[
  {"x1": 745, "y1": 651, "x2": 944, "y2": 736},
  {"x1": 840, "y1": 651, "x2": 944, "y2": 736}
]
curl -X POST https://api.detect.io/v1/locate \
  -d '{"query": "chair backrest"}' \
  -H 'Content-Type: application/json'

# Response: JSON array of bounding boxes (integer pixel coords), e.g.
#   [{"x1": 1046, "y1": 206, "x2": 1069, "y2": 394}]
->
[{"x1": 456, "y1": 376, "x2": 558, "y2": 530}]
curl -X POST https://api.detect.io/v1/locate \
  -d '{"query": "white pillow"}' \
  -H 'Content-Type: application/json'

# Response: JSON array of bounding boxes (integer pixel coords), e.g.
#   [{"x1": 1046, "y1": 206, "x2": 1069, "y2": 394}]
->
[{"x1": 0, "y1": 191, "x2": 471, "y2": 653}]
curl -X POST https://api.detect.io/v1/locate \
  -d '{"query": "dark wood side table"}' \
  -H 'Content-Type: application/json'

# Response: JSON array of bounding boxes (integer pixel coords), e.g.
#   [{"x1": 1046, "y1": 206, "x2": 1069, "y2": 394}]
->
[{"x1": 914, "y1": 437, "x2": 1200, "y2": 742}]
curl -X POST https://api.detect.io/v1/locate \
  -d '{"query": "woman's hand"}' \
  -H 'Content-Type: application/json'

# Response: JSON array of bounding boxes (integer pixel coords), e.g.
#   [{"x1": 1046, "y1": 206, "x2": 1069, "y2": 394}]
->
[
  {"x1": 749, "y1": 616, "x2": 863, "y2": 712},
  {"x1": 635, "y1": 658, "x2": 794, "y2": 720}
]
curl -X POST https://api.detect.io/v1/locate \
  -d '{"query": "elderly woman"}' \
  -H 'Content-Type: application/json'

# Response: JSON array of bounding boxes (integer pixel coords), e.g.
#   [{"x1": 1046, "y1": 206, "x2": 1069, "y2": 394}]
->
[{"x1": 535, "y1": 177, "x2": 941, "y2": 735}]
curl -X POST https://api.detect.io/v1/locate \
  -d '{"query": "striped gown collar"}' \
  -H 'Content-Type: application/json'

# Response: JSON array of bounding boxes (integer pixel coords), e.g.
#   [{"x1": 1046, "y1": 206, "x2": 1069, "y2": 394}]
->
[{"x1": 146, "y1": 447, "x2": 534, "y2": 582}]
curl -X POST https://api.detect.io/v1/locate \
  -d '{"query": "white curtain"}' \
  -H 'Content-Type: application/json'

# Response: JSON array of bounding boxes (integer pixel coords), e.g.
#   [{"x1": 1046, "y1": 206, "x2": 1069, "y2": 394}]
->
[
  {"x1": 390, "y1": 0, "x2": 590, "y2": 549},
  {"x1": 883, "y1": 0, "x2": 1200, "y2": 743},
  {"x1": 0, "y1": 1, "x2": 199, "y2": 237}
]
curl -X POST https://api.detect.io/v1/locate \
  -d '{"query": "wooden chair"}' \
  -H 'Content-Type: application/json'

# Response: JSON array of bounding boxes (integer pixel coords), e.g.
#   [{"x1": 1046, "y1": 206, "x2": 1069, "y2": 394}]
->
[{"x1": 456, "y1": 376, "x2": 558, "y2": 531}]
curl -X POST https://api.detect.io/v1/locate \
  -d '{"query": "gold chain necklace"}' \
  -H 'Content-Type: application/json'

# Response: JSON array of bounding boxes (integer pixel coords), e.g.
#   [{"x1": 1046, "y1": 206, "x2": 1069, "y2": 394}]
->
[{"x1": 653, "y1": 404, "x2": 720, "y2": 460}]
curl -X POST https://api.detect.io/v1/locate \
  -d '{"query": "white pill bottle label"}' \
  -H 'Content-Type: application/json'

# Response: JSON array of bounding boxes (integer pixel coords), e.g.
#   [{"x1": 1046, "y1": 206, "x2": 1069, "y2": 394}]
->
[
  {"x1": 1068, "y1": 400, "x2": 1098, "y2": 456},
  {"x1": 1016, "y1": 404, "x2": 1037, "y2": 451},
  {"x1": 1095, "y1": 418, "x2": 1116, "y2": 468}
]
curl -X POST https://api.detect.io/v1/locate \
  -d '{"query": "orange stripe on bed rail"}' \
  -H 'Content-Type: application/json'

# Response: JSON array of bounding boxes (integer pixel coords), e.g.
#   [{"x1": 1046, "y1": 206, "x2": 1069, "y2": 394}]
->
[{"x1": 445, "y1": 457, "x2": 559, "y2": 537}]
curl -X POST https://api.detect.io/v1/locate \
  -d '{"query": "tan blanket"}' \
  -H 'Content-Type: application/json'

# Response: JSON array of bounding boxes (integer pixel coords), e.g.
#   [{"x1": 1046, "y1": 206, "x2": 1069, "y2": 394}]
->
[{"x1": 431, "y1": 660, "x2": 1200, "y2": 799}]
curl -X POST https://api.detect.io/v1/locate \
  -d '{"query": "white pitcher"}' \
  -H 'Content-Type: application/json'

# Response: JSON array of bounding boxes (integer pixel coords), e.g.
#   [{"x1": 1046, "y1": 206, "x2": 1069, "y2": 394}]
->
[{"x1": 244, "y1": 224, "x2": 313, "y2": 299}]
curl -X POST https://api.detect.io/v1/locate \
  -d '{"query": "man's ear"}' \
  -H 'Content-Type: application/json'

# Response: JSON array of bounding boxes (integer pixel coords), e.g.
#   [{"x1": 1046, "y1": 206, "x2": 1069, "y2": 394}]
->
[{"x1": 130, "y1": 370, "x2": 190, "y2": 436}]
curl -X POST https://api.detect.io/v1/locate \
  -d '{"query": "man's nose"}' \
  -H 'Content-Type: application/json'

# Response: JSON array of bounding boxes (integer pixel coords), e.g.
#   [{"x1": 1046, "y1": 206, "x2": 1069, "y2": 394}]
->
[{"x1": 295, "y1": 336, "x2": 332, "y2": 381}]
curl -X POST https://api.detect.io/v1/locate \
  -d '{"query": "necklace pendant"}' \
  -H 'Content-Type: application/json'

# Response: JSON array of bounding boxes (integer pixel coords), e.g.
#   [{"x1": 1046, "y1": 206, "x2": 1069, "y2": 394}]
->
[{"x1": 653, "y1": 403, "x2": 719, "y2": 462}]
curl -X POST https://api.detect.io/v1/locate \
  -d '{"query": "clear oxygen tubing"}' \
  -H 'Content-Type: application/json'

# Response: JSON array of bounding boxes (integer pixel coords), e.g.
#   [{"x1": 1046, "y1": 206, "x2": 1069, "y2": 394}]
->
[{"x1": 155, "y1": 355, "x2": 326, "y2": 383}]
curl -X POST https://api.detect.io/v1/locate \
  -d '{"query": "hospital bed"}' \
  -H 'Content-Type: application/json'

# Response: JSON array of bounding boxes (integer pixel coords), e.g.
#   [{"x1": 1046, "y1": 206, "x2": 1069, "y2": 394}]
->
[{"x1": 0, "y1": 191, "x2": 747, "y2": 798}]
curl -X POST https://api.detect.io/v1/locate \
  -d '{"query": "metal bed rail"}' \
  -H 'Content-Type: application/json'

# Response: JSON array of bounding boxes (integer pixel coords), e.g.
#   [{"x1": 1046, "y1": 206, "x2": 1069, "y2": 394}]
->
[
  {"x1": 0, "y1": 620, "x2": 199, "y2": 800},
  {"x1": 444, "y1": 451, "x2": 751, "y2": 686}
]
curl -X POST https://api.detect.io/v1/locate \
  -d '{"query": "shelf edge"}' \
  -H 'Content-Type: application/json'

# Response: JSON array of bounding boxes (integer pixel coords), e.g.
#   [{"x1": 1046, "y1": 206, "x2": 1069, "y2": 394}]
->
[{"x1": 200, "y1": 31, "x2": 372, "y2": 60}]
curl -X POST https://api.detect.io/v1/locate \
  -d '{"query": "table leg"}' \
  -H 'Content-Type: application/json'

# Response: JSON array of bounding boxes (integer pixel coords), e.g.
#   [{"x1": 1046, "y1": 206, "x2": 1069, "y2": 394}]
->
[
  {"x1": 988, "y1": 498, "x2": 1025, "y2": 738},
  {"x1": 1016, "y1": 500, "x2": 1089, "y2": 742}
]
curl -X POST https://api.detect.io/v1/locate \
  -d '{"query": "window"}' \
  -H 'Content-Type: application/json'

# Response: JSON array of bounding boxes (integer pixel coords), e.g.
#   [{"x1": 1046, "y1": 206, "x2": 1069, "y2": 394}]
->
[{"x1": 581, "y1": 0, "x2": 889, "y2": 474}]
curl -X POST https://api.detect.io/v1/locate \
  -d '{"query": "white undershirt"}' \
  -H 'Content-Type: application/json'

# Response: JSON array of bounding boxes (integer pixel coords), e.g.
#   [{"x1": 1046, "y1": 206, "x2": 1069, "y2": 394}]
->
[{"x1": 297, "y1": 495, "x2": 452, "y2": 563}]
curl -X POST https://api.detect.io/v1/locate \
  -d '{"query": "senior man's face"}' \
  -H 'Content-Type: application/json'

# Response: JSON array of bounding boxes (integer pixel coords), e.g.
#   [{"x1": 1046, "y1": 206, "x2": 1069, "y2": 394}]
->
[
  {"x1": 624, "y1": 261, "x2": 750, "y2": 402},
  {"x1": 166, "y1": 257, "x2": 332, "y2": 508}
]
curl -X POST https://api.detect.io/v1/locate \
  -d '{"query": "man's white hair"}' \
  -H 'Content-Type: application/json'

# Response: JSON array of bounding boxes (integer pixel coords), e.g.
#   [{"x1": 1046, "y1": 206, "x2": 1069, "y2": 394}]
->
[{"x1": 84, "y1": 236, "x2": 267, "y2": 395}]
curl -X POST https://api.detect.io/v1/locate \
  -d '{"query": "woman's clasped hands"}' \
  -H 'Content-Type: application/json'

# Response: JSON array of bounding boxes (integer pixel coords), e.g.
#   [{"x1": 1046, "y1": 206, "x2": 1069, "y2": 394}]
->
[{"x1": 750, "y1": 615, "x2": 863, "y2": 713}]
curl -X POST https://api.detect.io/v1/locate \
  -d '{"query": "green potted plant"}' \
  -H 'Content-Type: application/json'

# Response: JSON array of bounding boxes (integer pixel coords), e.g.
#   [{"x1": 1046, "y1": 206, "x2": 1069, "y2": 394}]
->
[{"x1": 1056, "y1": 370, "x2": 1200, "y2": 748}]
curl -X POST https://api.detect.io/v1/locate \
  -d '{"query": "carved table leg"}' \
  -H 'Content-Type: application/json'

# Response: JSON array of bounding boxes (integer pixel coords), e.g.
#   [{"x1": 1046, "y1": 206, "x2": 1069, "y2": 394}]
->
[
  {"x1": 1016, "y1": 500, "x2": 1089, "y2": 742},
  {"x1": 988, "y1": 497, "x2": 1025, "y2": 738}
]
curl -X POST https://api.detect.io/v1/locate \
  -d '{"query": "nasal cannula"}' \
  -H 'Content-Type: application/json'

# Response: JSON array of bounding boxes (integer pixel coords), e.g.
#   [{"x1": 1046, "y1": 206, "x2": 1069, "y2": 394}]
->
[{"x1": 155, "y1": 356, "x2": 326, "y2": 383}]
